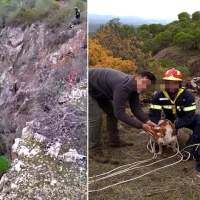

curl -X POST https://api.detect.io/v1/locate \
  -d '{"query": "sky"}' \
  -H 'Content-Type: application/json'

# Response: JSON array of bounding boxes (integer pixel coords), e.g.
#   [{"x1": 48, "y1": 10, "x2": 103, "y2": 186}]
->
[{"x1": 88, "y1": 0, "x2": 200, "y2": 20}]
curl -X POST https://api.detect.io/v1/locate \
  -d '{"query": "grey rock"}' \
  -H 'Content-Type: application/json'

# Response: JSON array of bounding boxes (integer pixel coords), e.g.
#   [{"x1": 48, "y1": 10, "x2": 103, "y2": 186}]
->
[{"x1": 0, "y1": 1, "x2": 87, "y2": 198}]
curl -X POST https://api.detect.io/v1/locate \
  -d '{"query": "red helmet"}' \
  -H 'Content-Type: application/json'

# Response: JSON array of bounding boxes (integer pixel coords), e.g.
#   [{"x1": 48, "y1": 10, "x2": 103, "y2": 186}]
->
[{"x1": 163, "y1": 68, "x2": 183, "y2": 81}]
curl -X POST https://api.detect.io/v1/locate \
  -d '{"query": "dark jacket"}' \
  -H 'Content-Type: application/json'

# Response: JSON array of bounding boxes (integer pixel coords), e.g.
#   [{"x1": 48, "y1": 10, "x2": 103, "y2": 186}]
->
[
  {"x1": 76, "y1": 11, "x2": 80, "y2": 19},
  {"x1": 89, "y1": 68, "x2": 149, "y2": 129},
  {"x1": 149, "y1": 88, "x2": 196, "y2": 129}
]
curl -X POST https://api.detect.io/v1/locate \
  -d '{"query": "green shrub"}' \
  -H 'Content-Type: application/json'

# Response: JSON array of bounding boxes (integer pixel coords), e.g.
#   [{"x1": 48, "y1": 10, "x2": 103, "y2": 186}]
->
[
  {"x1": 176, "y1": 66, "x2": 190, "y2": 79},
  {"x1": 75, "y1": 0, "x2": 85, "y2": 11},
  {"x1": 159, "y1": 58, "x2": 190, "y2": 79},
  {"x1": 0, "y1": 156, "x2": 9, "y2": 173},
  {"x1": 0, "y1": 0, "x2": 11, "y2": 21},
  {"x1": 159, "y1": 58, "x2": 178, "y2": 69},
  {"x1": 46, "y1": 8, "x2": 73, "y2": 28},
  {"x1": 12, "y1": 8, "x2": 36, "y2": 24},
  {"x1": 35, "y1": 0, "x2": 52, "y2": 15},
  {"x1": 51, "y1": 0, "x2": 60, "y2": 10},
  {"x1": 0, "y1": 0, "x2": 83, "y2": 27}
]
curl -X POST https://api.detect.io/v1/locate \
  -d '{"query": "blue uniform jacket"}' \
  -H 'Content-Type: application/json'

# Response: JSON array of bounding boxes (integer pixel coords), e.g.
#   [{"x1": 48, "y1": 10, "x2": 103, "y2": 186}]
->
[{"x1": 149, "y1": 88, "x2": 196, "y2": 129}]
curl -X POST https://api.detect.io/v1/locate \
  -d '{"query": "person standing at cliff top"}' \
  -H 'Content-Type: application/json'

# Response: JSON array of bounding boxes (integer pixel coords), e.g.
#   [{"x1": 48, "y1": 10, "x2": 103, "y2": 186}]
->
[{"x1": 74, "y1": 7, "x2": 81, "y2": 24}]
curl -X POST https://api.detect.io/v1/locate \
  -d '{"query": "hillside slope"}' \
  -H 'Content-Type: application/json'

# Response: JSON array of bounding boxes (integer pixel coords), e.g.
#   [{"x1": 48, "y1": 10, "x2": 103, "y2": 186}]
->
[{"x1": 153, "y1": 47, "x2": 200, "y2": 77}]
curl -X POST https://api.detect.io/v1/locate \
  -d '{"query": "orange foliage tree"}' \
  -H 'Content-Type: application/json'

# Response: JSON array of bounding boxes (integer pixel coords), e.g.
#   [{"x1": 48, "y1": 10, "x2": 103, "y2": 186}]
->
[
  {"x1": 89, "y1": 38, "x2": 137, "y2": 75},
  {"x1": 92, "y1": 19, "x2": 164, "y2": 75}
]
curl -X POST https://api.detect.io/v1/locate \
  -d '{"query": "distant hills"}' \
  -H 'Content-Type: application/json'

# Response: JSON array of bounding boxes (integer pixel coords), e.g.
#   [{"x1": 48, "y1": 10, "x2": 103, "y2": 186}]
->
[{"x1": 89, "y1": 14, "x2": 176, "y2": 32}]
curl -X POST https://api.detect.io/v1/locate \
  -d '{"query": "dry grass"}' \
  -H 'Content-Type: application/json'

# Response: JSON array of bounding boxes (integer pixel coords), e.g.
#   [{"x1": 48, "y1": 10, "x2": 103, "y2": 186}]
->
[
  {"x1": 88, "y1": 107, "x2": 200, "y2": 200},
  {"x1": 167, "y1": 46, "x2": 200, "y2": 56}
]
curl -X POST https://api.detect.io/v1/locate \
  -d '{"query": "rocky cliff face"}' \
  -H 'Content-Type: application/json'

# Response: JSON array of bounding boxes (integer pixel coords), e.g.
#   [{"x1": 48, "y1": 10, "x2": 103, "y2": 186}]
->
[
  {"x1": 0, "y1": 1, "x2": 87, "y2": 199},
  {"x1": 153, "y1": 48, "x2": 200, "y2": 77},
  {"x1": 0, "y1": 126, "x2": 87, "y2": 199}
]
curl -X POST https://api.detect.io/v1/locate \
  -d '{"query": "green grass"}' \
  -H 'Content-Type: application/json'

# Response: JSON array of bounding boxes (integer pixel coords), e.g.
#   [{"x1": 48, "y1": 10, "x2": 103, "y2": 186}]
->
[{"x1": 89, "y1": 108, "x2": 200, "y2": 200}]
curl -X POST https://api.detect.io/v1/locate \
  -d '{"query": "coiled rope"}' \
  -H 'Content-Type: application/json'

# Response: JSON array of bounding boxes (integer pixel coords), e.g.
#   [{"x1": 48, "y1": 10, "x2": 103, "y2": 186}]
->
[{"x1": 89, "y1": 140, "x2": 199, "y2": 193}]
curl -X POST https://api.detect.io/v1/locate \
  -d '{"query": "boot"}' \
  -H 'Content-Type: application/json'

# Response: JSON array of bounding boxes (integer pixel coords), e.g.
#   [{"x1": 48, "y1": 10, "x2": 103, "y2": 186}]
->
[
  {"x1": 90, "y1": 151, "x2": 109, "y2": 163},
  {"x1": 194, "y1": 145, "x2": 200, "y2": 172},
  {"x1": 108, "y1": 140, "x2": 133, "y2": 147},
  {"x1": 183, "y1": 135, "x2": 200, "y2": 160}
]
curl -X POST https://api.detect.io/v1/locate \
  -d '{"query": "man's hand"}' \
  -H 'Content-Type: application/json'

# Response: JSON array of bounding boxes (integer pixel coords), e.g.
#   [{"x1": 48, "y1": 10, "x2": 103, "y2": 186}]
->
[
  {"x1": 146, "y1": 120, "x2": 158, "y2": 128},
  {"x1": 142, "y1": 124, "x2": 155, "y2": 137}
]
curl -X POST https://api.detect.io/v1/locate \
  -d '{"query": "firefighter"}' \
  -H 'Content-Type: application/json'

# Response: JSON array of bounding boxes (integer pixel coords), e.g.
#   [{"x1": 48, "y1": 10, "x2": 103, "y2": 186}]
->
[
  {"x1": 149, "y1": 68, "x2": 200, "y2": 161},
  {"x1": 89, "y1": 68, "x2": 158, "y2": 163}
]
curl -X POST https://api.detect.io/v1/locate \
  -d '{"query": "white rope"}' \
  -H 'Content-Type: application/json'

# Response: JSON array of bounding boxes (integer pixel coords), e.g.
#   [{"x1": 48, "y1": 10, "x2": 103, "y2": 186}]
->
[
  {"x1": 89, "y1": 139, "x2": 200, "y2": 193},
  {"x1": 89, "y1": 154, "x2": 157, "y2": 181},
  {"x1": 89, "y1": 157, "x2": 183, "y2": 193}
]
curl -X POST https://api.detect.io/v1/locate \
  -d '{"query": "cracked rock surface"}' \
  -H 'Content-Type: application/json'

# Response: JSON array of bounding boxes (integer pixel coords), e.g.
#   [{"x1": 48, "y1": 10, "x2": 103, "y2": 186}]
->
[{"x1": 0, "y1": 1, "x2": 87, "y2": 199}]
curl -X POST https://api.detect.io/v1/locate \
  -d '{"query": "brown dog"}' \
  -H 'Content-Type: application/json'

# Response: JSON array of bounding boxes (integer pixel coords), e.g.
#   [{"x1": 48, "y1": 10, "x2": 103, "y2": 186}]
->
[{"x1": 150, "y1": 119, "x2": 177, "y2": 154}]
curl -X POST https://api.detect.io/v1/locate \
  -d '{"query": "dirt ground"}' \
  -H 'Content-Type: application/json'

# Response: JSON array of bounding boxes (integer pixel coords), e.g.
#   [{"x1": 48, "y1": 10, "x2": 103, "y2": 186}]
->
[{"x1": 88, "y1": 106, "x2": 200, "y2": 200}]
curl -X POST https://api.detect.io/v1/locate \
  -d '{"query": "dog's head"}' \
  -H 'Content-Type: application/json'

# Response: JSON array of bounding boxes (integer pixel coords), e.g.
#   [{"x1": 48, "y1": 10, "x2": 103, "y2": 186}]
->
[{"x1": 151, "y1": 127, "x2": 166, "y2": 144}]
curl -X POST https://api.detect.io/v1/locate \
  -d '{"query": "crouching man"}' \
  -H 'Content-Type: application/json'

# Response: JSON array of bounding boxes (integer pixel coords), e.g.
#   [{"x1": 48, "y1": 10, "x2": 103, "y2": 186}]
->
[{"x1": 149, "y1": 68, "x2": 200, "y2": 162}]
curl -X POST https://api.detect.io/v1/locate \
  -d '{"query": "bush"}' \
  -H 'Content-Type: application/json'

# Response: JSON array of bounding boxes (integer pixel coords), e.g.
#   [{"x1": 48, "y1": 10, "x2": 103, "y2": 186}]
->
[
  {"x1": 46, "y1": 8, "x2": 73, "y2": 28},
  {"x1": 51, "y1": 1, "x2": 61, "y2": 10},
  {"x1": 16, "y1": 8, "x2": 36, "y2": 24},
  {"x1": 158, "y1": 58, "x2": 190, "y2": 79},
  {"x1": 75, "y1": 0, "x2": 85, "y2": 11},
  {"x1": 0, "y1": 0, "x2": 78, "y2": 26},
  {"x1": 159, "y1": 58, "x2": 178, "y2": 69},
  {"x1": 35, "y1": 0, "x2": 52, "y2": 15},
  {"x1": 0, "y1": 155, "x2": 9, "y2": 174},
  {"x1": 176, "y1": 66, "x2": 190, "y2": 79}
]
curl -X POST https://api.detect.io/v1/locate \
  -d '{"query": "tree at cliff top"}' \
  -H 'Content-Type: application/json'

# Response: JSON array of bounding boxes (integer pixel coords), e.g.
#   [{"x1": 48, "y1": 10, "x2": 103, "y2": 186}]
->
[{"x1": 192, "y1": 11, "x2": 200, "y2": 21}]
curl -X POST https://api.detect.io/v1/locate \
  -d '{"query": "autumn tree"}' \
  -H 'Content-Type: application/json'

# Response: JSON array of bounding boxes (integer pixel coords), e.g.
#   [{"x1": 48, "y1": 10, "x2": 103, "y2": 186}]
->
[
  {"x1": 94, "y1": 19, "x2": 157, "y2": 72},
  {"x1": 89, "y1": 38, "x2": 137, "y2": 74}
]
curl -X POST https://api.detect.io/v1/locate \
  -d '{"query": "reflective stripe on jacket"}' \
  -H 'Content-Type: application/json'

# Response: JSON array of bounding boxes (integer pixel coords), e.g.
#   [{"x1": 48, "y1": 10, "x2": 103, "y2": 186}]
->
[{"x1": 149, "y1": 88, "x2": 196, "y2": 129}]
